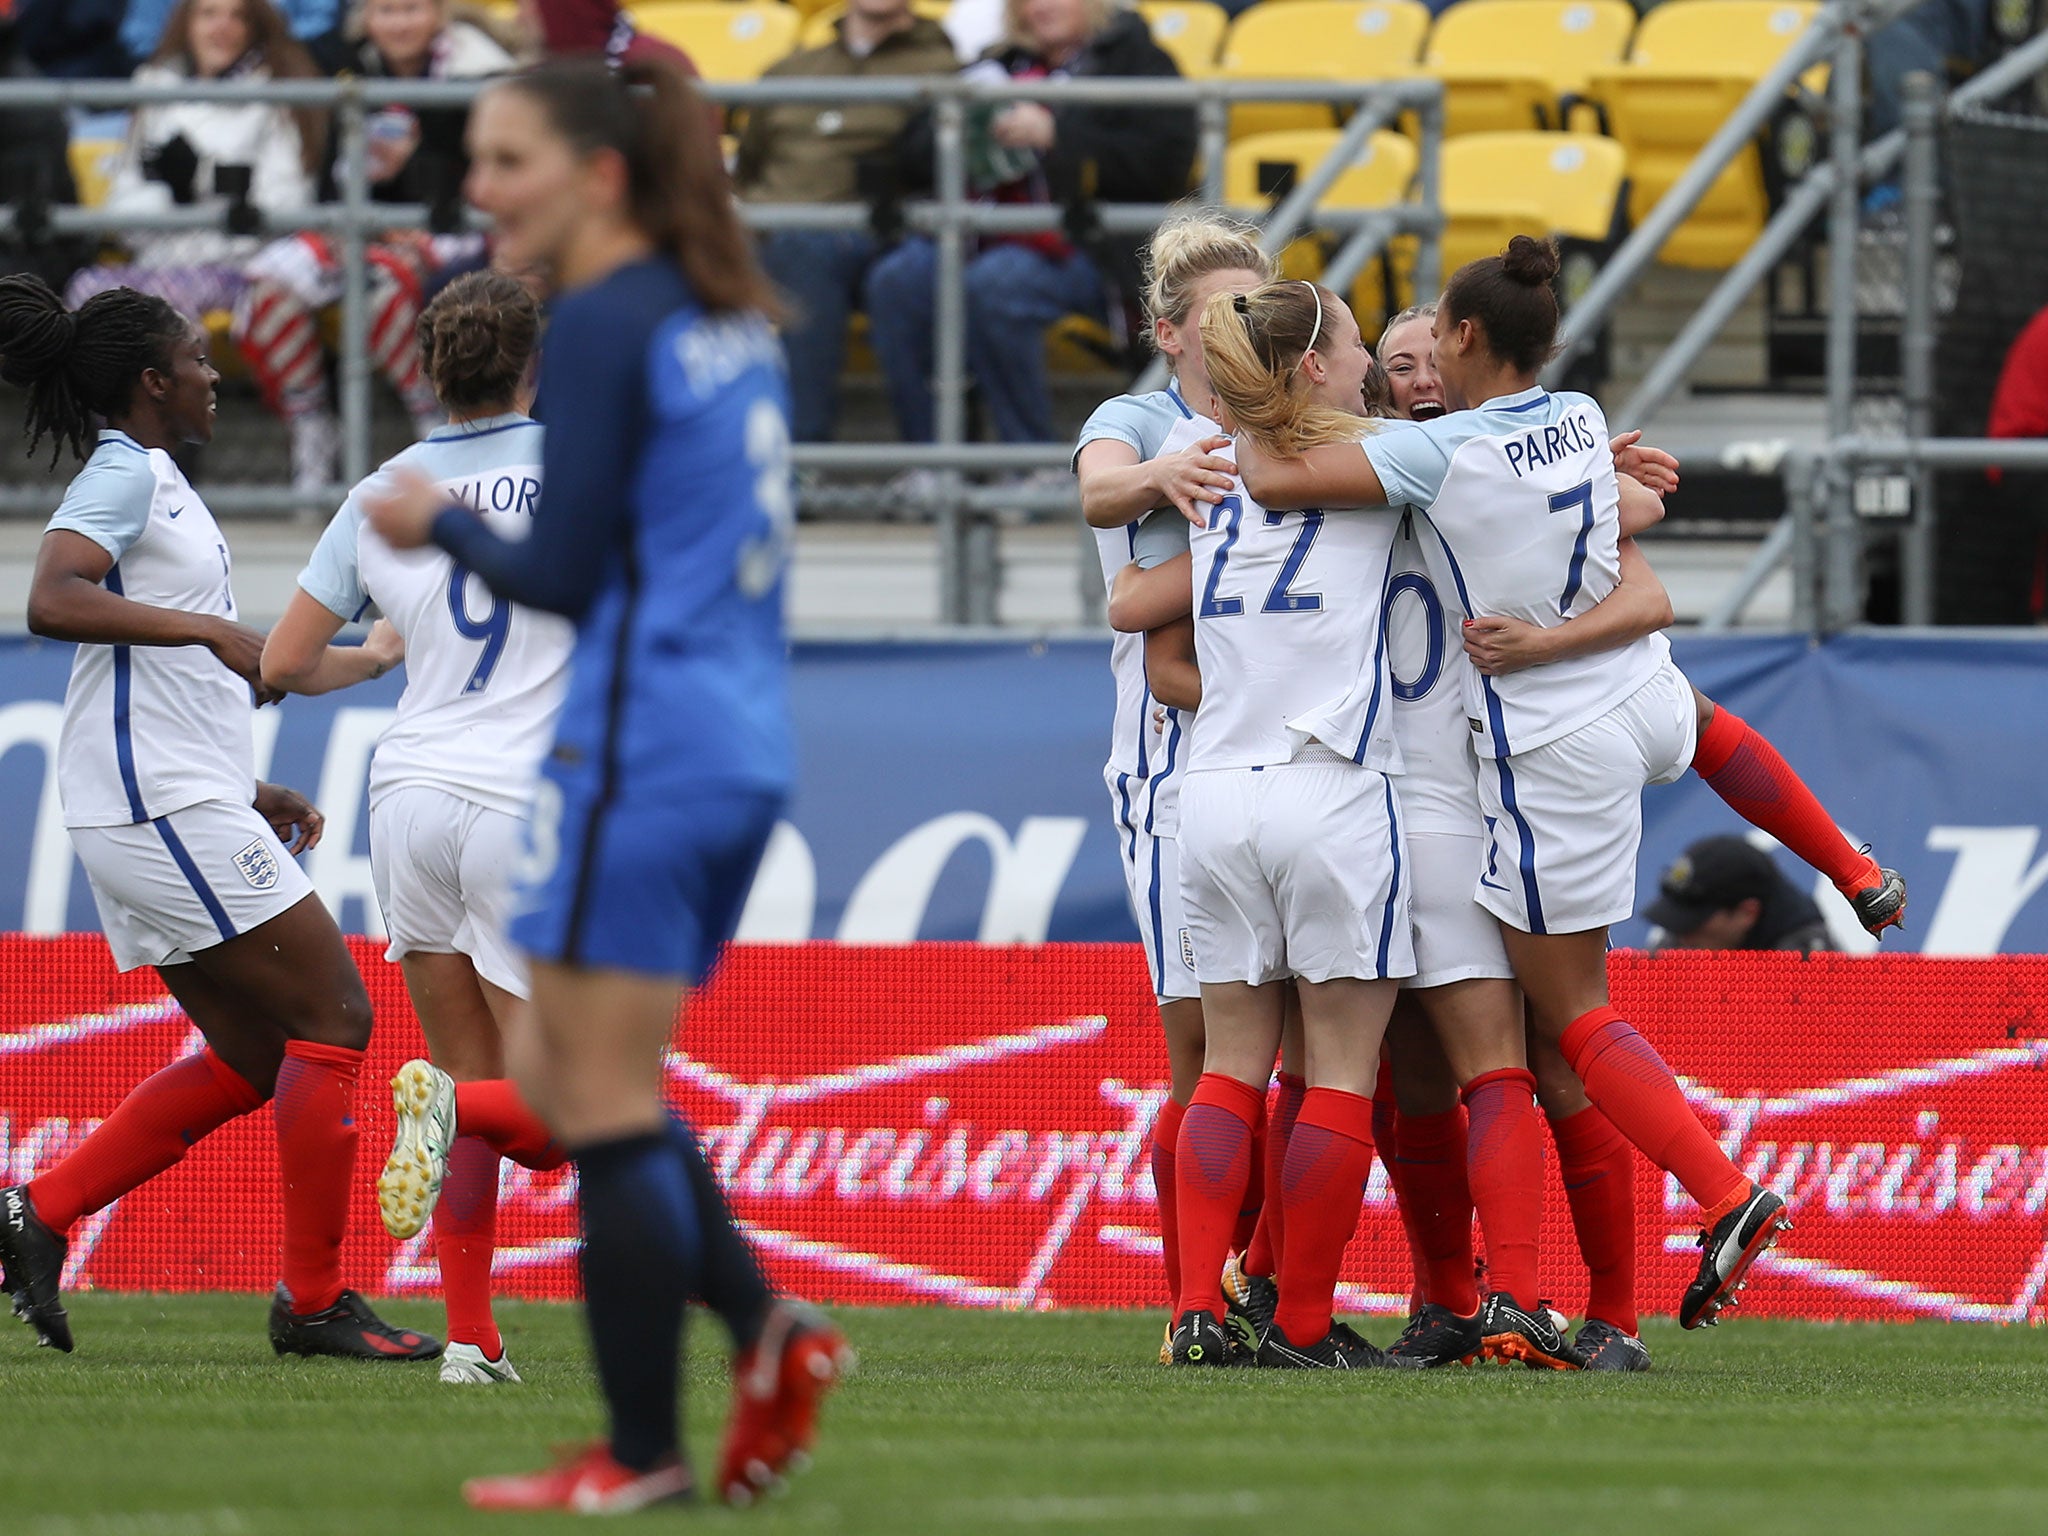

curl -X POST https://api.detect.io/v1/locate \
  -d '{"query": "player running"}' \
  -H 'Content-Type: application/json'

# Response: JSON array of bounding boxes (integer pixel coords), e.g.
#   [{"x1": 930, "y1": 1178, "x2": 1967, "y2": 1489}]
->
[
  {"x1": 260, "y1": 270, "x2": 573, "y2": 1387},
  {"x1": 1234, "y1": 237, "x2": 1813, "y2": 1330},
  {"x1": 1159, "y1": 279, "x2": 1412, "y2": 1370},
  {"x1": 0, "y1": 276, "x2": 436, "y2": 1362},
  {"x1": 1074, "y1": 210, "x2": 1271, "y2": 1357},
  {"x1": 363, "y1": 57, "x2": 849, "y2": 1511}
]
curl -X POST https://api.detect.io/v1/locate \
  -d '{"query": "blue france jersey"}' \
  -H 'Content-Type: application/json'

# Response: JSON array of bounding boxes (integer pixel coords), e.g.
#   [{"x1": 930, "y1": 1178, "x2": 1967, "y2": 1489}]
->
[
  {"x1": 1362, "y1": 386, "x2": 1667, "y2": 757},
  {"x1": 433, "y1": 260, "x2": 795, "y2": 799}
]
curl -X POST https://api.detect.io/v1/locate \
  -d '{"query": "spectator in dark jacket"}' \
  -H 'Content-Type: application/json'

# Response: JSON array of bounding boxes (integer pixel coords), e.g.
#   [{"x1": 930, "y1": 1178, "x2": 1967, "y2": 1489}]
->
[
  {"x1": 865, "y1": 0, "x2": 1194, "y2": 443},
  {"x1": 529, "y1": 0, "x2": 700, "y2": 74},
  {"x1": 1645, "y1": 836, "x2": 1834, "y2": 953},
  {"x1": 736, "y1": 0, "x2": 960, "y2": 442},
  {"x1": 17, "y1": 0, "x2": 131, "y2": 78}
]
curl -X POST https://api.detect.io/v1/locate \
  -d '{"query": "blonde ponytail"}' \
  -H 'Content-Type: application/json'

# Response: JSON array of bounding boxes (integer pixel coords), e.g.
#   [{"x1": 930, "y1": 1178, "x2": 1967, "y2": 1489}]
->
[{"x1": 1199, "y1": 281, "x2": 1377, "y2": 458}]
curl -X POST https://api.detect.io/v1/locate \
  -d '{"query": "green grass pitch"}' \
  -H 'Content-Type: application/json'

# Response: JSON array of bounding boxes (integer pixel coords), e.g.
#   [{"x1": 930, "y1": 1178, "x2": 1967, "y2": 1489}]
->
[{"x1": 5, "y1": 1295, "x2": 2048, "y2": 1535}]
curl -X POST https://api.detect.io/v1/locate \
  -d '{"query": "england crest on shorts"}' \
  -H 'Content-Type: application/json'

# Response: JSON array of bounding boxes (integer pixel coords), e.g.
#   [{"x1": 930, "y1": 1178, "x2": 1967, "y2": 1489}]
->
[{"x1": 234, "y1": 838, "x2": 280, "y2": 891}]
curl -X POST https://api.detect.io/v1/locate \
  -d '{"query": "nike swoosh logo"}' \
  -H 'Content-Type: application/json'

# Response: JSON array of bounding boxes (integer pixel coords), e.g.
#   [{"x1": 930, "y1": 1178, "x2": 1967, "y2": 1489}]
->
[
  {"x1": 1479, "y1": 875, "x2": 1511, "y2": 893},
  {"x1": 168, "y1": 506, "x2": 183, "y2": 519}
]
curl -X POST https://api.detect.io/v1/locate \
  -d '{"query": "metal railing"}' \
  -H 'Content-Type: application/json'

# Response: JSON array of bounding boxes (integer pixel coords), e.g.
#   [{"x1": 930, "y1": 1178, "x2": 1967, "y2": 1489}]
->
[{"x1": 0, "y1": 72, "x2": 1444, "y2": 621}]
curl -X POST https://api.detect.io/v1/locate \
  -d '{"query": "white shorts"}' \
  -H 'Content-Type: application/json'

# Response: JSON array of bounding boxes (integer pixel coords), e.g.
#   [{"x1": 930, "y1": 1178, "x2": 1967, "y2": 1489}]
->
[
  {"x1": 1178, "y1": 759, "x2": 1415, "y2": 987},
  {"x1": 1403, "y1": 830, "x2": 1513, "y2": 990},
  {"x1": 1474, "y1": 657, "x2": 1697, "y2": 936},
  {"x1": 369, "y1": 785, "x2": 530, "y2": 1000},
  {"x1": 71, "y1": 798, "x2": 316, "y2": 972},
  {"x1": 1108, "y1": 770, "x2": 1200, "y2": 1005}
]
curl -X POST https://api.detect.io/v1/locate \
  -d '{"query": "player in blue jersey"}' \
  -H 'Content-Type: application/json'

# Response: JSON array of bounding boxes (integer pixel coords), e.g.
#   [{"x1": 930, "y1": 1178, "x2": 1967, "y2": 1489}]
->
[
  {"x1": 1234, "y1": 237, "x2": 1802, "y2": 1330},
  {"x1": 362, "y1": 57, "x2": 849, "y2": 1513},
  {"x1": 262, "y1": 270, "x2": 574, "y2": 1387},
  {"x1": 0, "y1": 276, "x2": 437, "y2": 1363}
]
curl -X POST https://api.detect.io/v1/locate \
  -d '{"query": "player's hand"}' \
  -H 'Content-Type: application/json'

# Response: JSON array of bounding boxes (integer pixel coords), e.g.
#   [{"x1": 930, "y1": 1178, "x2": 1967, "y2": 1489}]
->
[
  {"x1": 253, "y1": 780, "x2": 324, "y2": 855},
  {"x1": 363, "y1": 618, "x2": 405, "y2": 677},
  {"x1": 1611, "y1": 431, "x2": 1680, "y2": 497},
  {"x1": 1462, "y1": 615, "x2": 1558, "y2": 676},
  {"x1": 204, "y1": 617, "x2": 284, "y2": 704},
  {"x1": 1155, "y1": 436, "x2": 1236, "y2": 521},
  {"x1": 364, "y1": 468, "x2": 448, "y2": 550}
]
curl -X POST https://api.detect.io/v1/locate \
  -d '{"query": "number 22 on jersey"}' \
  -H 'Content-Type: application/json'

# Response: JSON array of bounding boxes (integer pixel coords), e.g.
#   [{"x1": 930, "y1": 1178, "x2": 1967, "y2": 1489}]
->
[{"x1": 1197, "y1": 495, "x2": 1327, "y2": 619}]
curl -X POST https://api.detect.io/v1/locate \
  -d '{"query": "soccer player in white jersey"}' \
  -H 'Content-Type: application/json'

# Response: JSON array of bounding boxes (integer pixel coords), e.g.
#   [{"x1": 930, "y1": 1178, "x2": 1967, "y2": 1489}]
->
[
  {"x1": 1154, "y1": 279, "x2": 1413, "y2": 1370},
  {"x1": 0, "y1": 277, "x2": 437, "y2": 1362},
  {"x1": 262, "y1": 271, "x2": 574, "y2": 1386},
  {"x1": 1236, "y1": 237, "x2": 1802, "y2": 1330},
  {"x1": 1072, "y1": 212, "x2": 1272, "y2": 1355}
]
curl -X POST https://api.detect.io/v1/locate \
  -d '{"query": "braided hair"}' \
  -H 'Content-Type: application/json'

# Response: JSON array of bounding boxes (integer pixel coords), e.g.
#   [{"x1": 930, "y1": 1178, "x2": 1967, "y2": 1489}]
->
[{"x1": 0, "y1": 276, "x2": 189, "y2": 465}]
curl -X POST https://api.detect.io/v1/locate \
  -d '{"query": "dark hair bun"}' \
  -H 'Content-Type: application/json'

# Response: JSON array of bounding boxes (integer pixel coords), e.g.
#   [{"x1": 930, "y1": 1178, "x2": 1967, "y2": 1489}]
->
[
  {"x1": 418, "y1": 270, "x2": 542, "y2": 414},
  {"x1": 1501, "y1": 234, "x2": 1561, "y2": 287},
  {"x1": 0, "y1": 275, "x2": 77, "y2": 388}
]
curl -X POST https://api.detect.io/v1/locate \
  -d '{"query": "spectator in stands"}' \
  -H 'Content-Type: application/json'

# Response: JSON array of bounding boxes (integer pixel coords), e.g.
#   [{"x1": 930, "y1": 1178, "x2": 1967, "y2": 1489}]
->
[
  {"x1": 1, "y1": 3, "x2": 89, "y2": 289},
  {"x1": 1864, "y1": 0, "x2": 1992, "y2": 184},
  {"x1": 64, "y1": 0, "x2": 324, "y2": 361},
  {"x1": 1987, "y1": 300, "x2": 2048, "y2": 621},
  {"x1": 1645, "y1": 835, "x2": 1834, "y2": 953},
  {"x1": 526, "y1": 0, "x2": 699, "y2": 73},
  {"x1": 734, "y1": 0, "x2": 959, "y2": 443},
  {"x1": 866, "y1": 0, "x2": 1195, "y2": 445},
  {"x1": 236, "y1": 0, "x2": 516, "y2": 490},
  {"x1": 123, "y1": 0, "x2": 351, "y2": 73},
  {"x1": 14, "y1": 0, "x2": 131, "y2": 78}
]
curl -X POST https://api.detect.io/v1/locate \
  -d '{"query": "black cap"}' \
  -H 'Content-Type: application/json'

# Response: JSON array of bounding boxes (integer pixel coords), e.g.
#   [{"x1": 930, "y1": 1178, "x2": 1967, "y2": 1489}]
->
[{"x1": 1645, "y1": 836, "x2": 1782, "y2": 935}]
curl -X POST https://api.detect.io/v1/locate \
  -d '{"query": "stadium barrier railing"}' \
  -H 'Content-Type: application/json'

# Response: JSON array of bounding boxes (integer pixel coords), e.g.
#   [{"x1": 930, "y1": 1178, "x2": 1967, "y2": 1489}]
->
[
  {"x1": 5, "y1": 934, "x2": 2044, "y2": 1323},
  {"x1": 0, "y1": 73, "x2": 1444, "y2": 625}
]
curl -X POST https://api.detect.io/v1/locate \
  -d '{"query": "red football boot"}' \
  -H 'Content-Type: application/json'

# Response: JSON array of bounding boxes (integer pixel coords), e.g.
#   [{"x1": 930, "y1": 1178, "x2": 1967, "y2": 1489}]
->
[
  {"x1": 463, "y1": 1443, "x2": 691, "y2": 1514},
  {"x1": 718, "y1": 1300, "x2": 854, "y2": 1506}
]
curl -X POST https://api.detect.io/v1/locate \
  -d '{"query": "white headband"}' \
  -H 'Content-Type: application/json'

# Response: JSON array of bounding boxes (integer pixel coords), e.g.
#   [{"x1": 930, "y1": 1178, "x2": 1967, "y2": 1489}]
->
[{"x1": 1295, "y1": 280, "x2": 1323, "y2": 372}]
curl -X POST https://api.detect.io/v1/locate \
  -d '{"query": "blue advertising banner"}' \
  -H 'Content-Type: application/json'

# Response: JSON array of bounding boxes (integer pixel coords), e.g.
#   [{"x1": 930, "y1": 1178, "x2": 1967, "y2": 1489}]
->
[{"x1": 0, "y1": 633, "x2": 2042, "y2": 953}]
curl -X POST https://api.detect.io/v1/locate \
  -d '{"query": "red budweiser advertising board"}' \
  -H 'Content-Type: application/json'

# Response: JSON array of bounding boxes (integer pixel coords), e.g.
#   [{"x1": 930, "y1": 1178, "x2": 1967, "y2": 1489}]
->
[{"x1": 2, "y1": 937, "x2": 2044, "y2": 1323}]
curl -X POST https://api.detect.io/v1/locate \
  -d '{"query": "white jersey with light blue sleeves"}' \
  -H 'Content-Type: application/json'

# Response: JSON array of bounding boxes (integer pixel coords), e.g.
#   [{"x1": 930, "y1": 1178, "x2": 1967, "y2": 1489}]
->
[
  {"x1": 48, "y1": 430, "x2": 255, "y2": 829},
  {"x1": 1362, "y1": 386, "x2": 1668, "y2": 759},
  {"x1": 1388, "y1": 509, "x2": 1484, "y2": 835},
  {"x1": 1076, "y1": 384, "x2": 1203, "y2": 839},
  {"x1": 298, "y1": 414, "x2": 572, "y2": 817},
  {"x1": 1182, "y1": 431, "x2": 1404, "y2": 775}
]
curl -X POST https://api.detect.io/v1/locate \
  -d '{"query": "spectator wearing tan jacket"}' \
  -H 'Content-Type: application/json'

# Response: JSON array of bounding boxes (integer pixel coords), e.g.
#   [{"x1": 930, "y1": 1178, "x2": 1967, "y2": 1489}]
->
[{"x1": 734, "y1": 0, "x2": 957, "y2": 442}]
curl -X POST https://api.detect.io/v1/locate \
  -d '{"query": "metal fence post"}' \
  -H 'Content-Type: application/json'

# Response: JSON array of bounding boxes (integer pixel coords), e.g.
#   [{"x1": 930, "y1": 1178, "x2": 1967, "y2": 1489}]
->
[
  {"x1": 1821, "y1": 15, "x2": 1864, "y2": 631},
  {"x1": 337, "y1": 78, "x2": 371, "y2": 495},
  {"x1": 1413, "y1": 90, "x2": 1443, "y2": 302},
  {"x1": 1787, "y1": 452, "x2": 1821, "y2": 634},
  {"x1": 1900, "y1": 70, "x2": 1941, "y2": 627},
  {"x1": 932, "y1": 90, "x2": 973, "y2": 623},
  {"x1": 1198, "y1": 92, "x2": 1228, "y2": 206}
]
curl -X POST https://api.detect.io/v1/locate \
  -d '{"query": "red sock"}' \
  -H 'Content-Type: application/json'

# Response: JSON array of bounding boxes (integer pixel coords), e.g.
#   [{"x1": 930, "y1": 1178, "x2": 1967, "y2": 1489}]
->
[
  {"x1": 1693, "y1": 706, "x2": 1880, "y2": 897},
  {"x1": 1388, "y1": 1107, "x2": 1479, "y2": 1316},
  {"x1": 456, "y1": 1079, "x2": 567, "y2": 1171},
  {"x1": 1151, "y1": 1098, "x2": 1186, "y2": 1309},
  {"x1": 1173, "y1": 1073, "x2": 1264, "y2": 1320},
  {"x1": 274, "y1": 1039, "x2": 363, "y2": 1315},
  {"x1": 28, "y1": 1050, "x2": 262, "y2": 1233},
  {"x1": 1272, "y1": 1087, "x2": 1376, "y2": 1349},
  {"x1": 1560, "y1": 1007, "x2": 1747, "y2": 1221},
  {"x1": 1550, "y1": 1105, "x2": 1639, "y2": 1335},
  {"x1": 1461, "y1": 1068, "x2": 1544, "y2": 1312},
  {"x1": 1371, "y1": 1067, "x2": 1424, "y2": 1310},
  {"x1": 434, "y1": 1135, "x2": 503, "y2": 1357},
  {"x1": 1233, "y1": 1102, "x2": 1268, "y2": 1254},
  {"x1": 1242, "y1": 1073, "x2": 1303, "y2": 1280}
]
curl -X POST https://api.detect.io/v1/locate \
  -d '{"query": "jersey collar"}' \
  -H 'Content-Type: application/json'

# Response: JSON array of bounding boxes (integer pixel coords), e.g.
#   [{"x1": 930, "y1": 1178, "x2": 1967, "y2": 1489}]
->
[
  {"x1": 1483, "y1": 385, "x2": 1550, "y2": 414},
  {"x1": 97, "y1": 428, "x2": 149, "y2": 454},
  {"x1": 1165, "y1": 380, "x2": 1194, "y2": 420},
  {"x1": 428, "y1": 411, "x2": 537, "y2": 440}
]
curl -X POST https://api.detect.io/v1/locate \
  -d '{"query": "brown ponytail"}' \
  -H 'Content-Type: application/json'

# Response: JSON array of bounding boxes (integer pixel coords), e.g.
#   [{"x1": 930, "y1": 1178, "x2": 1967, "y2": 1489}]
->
[
  {"x1": 1200, "y1": 281, "x2": 1379, "y2": 458},
  {"x1": 501, "y1": 56, "x2": 783, "y2": 320}
]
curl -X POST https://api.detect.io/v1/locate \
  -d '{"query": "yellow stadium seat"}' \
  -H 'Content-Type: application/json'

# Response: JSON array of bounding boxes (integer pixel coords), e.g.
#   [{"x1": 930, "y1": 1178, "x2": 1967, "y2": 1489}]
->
[
  {"x1": 1138, "y1": 0, "x2": 1230, "y2": 78},
  {"x1": 1418, "y1": 0, "x2": 1636, "y2": 136},
  {"x1": 1586, "y1": 0, "x2": 1820, "y2": 267},
  {"x1": 67, "y1": 137, "x2": 124, "y2": 209},
  {"x1": 799, "y1": 0, "x2": 948, "y2": 48},
  {"x1": 1223, "y1": 129, "x2": 1417, "y2": 329},
  {"x1": 1219, "y1": 1, "x2": 1432, "y2": 140},
  {"x1": 1440, "y1": 130, "x2": 1626, "y2": 243},
  {"x1": 629, "y1": 3, "x2": 801, "y2": 80}
]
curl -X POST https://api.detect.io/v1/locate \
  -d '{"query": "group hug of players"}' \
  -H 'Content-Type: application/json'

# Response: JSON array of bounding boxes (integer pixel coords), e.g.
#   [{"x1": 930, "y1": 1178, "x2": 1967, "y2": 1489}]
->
[{"x1": 1078, "y1": 214, "x2": 1908, "y2": 1371}]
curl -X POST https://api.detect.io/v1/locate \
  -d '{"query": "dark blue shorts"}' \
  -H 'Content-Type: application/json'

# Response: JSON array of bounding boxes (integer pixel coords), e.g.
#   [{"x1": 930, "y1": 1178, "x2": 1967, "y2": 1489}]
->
[{"x1": 513, "y1": 768, "x2": 783, "y2": 984}]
